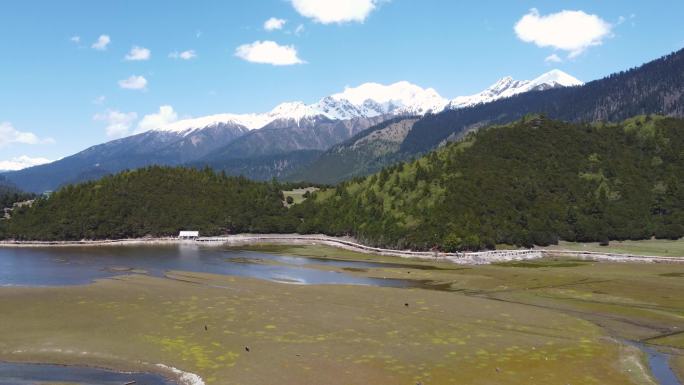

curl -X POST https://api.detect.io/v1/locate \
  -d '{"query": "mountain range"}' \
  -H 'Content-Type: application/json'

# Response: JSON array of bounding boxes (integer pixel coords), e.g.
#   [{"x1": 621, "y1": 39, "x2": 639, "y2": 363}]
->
[
  {"x1": 6, "y1": 46, "x2": 684, "y2": 192},
  {"x1": 2, "y1": 69, "x2": 583, "y2": 192},
  {"x1": 294, "y1": 48, "x2": 684, "y2": 184}
]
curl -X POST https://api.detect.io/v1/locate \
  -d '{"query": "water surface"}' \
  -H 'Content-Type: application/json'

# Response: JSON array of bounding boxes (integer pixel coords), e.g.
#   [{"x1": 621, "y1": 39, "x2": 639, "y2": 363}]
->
[
  {"x1": 0, "y1": 244, "x2": 416, "y2": 288},
  {"x1": 0, "y1": 362, "x2": 174, "y2": 385}
]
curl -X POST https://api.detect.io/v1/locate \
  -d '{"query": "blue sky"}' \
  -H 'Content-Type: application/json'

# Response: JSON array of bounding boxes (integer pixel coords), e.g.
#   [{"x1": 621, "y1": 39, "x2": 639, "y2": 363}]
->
[{"x1": 1, "y1": 0, "x2": 683, "y2": 169}]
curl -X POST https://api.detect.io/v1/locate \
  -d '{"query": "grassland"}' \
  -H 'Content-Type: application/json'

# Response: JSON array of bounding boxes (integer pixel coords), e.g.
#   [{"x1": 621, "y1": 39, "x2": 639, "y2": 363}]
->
[
  {"x1": 543, "y1": 239, "x2": 684, "y2": 257},
  {"x1": 282, "y1": 188, "x2": 318, "y2": 207},
  {"x1": 1, "y1": 244, "x2": 683, "y2": 384}
]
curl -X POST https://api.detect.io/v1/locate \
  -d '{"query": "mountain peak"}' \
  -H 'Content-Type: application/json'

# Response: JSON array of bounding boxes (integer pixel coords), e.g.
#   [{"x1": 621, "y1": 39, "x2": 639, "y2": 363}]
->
[
  {"x1": 447, "y1": 70, "x2": 582, "y2": 109},
  {"x1": 530, "y1": 69, "x2": 583, "y2": 87},
  {"x1": 147, "y1": 71, "x2": 581, "y2": 135}
]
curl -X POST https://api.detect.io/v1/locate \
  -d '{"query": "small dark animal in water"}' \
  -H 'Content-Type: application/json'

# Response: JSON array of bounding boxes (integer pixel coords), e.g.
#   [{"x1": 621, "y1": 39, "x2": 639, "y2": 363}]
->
[
  {"x1": 204, "y1": 325, "x2": 208, "y2": 331},
  {"x1": 404, "y1": 303, "x2": 409, "y2": 307},
  {"x1": 245, "y1": 346, "x2": 250, "y2": 352}
]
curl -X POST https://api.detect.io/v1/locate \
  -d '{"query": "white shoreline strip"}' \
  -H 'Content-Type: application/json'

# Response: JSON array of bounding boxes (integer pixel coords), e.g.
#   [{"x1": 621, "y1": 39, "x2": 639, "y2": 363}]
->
[
  {"x1": 1, "y1": 234, "x2": 682, "y2": 264},
  {"x1": 156, "y1": 364, "x2": 205, "y2": 385}
]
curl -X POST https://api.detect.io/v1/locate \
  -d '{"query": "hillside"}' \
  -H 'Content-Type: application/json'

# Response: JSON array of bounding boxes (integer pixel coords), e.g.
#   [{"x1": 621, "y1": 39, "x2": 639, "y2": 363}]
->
[
  {"x1": 2, "y1": 124, "x2": 249, "y2": 193},
  {"x1": 0, "y1": 176, "x2": 34, "y2": 211},
  {"x1": 194, "y1": 150, "x2": 323, "y2": 181},
  {"x1": 286, "y1": 118, "x2": 419, "y2": 183},
  {"x1": 293, "y1": 48, "x2": 684, "y2": 184},
  {"x1": 294, "y1": 116, "x2": 684, "y2": 250},
  {"x1": 0, "y1": 167, "x2": 299, "y2": 240}
]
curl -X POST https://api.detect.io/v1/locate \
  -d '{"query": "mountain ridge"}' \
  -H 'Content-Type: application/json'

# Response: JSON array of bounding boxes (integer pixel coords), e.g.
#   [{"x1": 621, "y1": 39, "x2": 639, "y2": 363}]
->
[
  {"x1": 2, "y1": 69, "x2": 583, "y2": 192},
  {"x1": 291, "y1": 48, "x2": 684, "y2": 184}
]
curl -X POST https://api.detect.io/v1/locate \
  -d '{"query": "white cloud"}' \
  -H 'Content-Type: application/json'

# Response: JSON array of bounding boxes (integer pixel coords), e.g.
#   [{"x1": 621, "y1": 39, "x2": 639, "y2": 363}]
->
[
  {"x1": 291, "y1": 0, "x2": 380, "y2": 24},
  {"x1": 169, "y1": 50, "x2": 197, "y2": 60},
  {"x1": 235, "y1": 40, "x2": 304, "y2": 66},
  {"x1": 118, "y1": 75, "x2": 148, "y2": 90},
  {"x1": 0, "y1": 122, "x2": 53, "y2": 146},
  {"x1": 514, "y1": 8, "x2": 612, "y2": 58},
  {"x1": 0, "y1": 155, "x2": 52, "y2": 171},
  {"x1": 70, "y1": 36, "x2": 80, "y2": 43},
  {"x1": 264, "y1": 17, "x2": 287, "y2": 31},
  {"x1": 294, "y1": 24, "x2": 305, "y2": 36},
  {"x1": 92, "y1": 95, "x2": 106, "y2": 105},
  {"x1": 91, "y1": 34, "x2": 111, "y2": 50},
  {"x1": 136, "y1": 105, "x2": 178, "y2": 132},
  {"x1": 93, "y1": 109, "x2": 138, "y2": 138},
  {"x1": 544, "y1": 53, "x2": 562, "y2": 63},
  {"x1": 125, "y1": 46, "x2": 151, "y2": 61}
]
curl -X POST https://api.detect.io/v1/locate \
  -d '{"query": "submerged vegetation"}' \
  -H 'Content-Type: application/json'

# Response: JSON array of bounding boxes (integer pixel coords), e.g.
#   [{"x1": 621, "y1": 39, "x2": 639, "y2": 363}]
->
[{"x1": 0, "y1": 245, "x2": 682, "y2": 384}]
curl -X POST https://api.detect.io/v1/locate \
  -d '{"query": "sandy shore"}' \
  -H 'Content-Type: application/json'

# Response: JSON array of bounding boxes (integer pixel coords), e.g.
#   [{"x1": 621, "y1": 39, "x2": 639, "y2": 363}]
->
[{"x1": 1, "y1": 233, "x2": 682, "y2": 264}]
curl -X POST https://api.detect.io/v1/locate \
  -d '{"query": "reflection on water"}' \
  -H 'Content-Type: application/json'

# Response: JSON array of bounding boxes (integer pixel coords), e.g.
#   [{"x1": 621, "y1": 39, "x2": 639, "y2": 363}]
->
[
  {"x1": 0, "y1": 244, "x2": 417, "y2": 288},
  {"x1": 0, "y1": 362, "x2": 174, "y2": 385}
]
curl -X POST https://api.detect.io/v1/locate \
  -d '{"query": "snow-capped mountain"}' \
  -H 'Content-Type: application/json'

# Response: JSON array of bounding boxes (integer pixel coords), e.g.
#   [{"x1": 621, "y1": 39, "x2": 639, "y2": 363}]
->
[
  {"x1": 447, "y1": 69, "x2": 583, "y2": 109},
  {"x1": 153, "y1": 70, "x2": 581, "y2": 136},
  {"x1": 155, "y1": 81, "x2": 448, "y2": 136},
  {"x1": 6, "y1": 69, "x2": 583, "y2": 192}
]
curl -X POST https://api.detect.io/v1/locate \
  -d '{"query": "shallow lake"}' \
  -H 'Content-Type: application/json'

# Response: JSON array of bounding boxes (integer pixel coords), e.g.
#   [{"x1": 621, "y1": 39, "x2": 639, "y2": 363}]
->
[
  {"x1": 0, "y1": 362, "x2": 174, "y2": 385},
  {"x1": 0, "y1": 244, "x2": 418, "y2": 288}
]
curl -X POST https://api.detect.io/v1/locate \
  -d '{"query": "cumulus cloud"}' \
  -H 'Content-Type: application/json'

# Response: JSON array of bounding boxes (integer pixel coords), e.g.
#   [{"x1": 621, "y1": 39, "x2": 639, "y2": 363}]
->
[
  {"x1": 0, "y1": 122, "x2": 53, "y2": 146},
  {"x1": 125, "y1": 46, "x2": 151, "y2": 61},
  {"x1": 118, "y1": 75, "x2": 148, "y2": 90},
  {"x1": 0, "y1": 155, "x2": 52, "y2": 171},
  {"x1": 545, "y1": 53, "x2": 562, "y2": 63},
  {"x1": 235, "y1": 40, "x2": 304, "y2": 66},
  {"x1": 514, "y1": 8, "x2": 612, "y2": 58},
  {"x1": 264, "y1": 17, "x2": 287, "y2": 31},
  {"x1": 136, "y1": 105, "x2": 178, "y2": 132},
  {"x1": 93, "y1": 109, "x2": 138, "y2": 138},
  {"x1": 291, "y1": 0, "x2": 380, "y2": 24},
  {"x1": 91, "y1": 34, "x2": 111, "y2": 50},
  {"x1": 169, "y1": 50, "x2": 197, "y2": 60}
]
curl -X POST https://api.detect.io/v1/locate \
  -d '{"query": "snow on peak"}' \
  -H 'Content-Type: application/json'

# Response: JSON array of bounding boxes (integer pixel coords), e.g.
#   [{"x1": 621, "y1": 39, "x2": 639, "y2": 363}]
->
[
  {"x1": 529, "y1": 69, "x2": 583, "y2": 88},
  {"x1": 331, "y1": 81, "x2": 447, "y2": 115},
  {"x1": 447, "y1": 70, "x2": 583, "y2": 109},
  {"x1": 159, "y1": 113, "x2": 272, "y2": 134},
  {"x1": 150, "y1": 70, "x2": 582, "y2": 135}
]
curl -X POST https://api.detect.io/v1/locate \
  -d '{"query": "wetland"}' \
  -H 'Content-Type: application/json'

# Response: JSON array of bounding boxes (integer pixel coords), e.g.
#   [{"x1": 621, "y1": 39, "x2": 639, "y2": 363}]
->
[{"x1": 0, "y1": 243, "x2": 682, "y2": 384}]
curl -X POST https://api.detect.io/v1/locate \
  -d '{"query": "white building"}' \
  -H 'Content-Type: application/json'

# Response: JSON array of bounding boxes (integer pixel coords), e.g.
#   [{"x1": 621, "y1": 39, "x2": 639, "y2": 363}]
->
[{"x1": 178, "y1": 230, "x2": 199, "y2": 240}]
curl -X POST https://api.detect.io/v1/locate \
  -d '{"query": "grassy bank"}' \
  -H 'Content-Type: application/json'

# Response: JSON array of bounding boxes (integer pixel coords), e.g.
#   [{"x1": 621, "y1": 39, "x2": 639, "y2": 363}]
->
[
  {"x1": 1, "y1": 245, "x2": 683, "y2": 384},
  {"x1": 543, "y1": 239, "x2": 684, "y2": 257}
]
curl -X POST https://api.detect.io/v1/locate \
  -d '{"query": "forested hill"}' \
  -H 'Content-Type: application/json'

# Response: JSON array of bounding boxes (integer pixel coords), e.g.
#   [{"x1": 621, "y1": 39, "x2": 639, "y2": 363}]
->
[
  {"x1": 294, "y1": 116, "x2": 684, "y2": 251},
  {"x1": 402, "y1": 49, "x2": 684, "y2": 155},
  {"x1": 0, "y1": 167, "x2": 300, "y2": 240},
  {"x1": 0, "y1": 176, "x2": 34, "y2": 210}
]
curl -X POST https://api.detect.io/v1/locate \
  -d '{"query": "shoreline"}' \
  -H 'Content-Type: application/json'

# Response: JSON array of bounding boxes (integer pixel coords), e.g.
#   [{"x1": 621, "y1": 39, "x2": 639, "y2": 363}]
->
[
  {"x1": 1, "y1": 233, "x2": 682, "y2": 264},
  {"x1": 0, "y1": 355, "x2": 204, "y2": 385}
]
